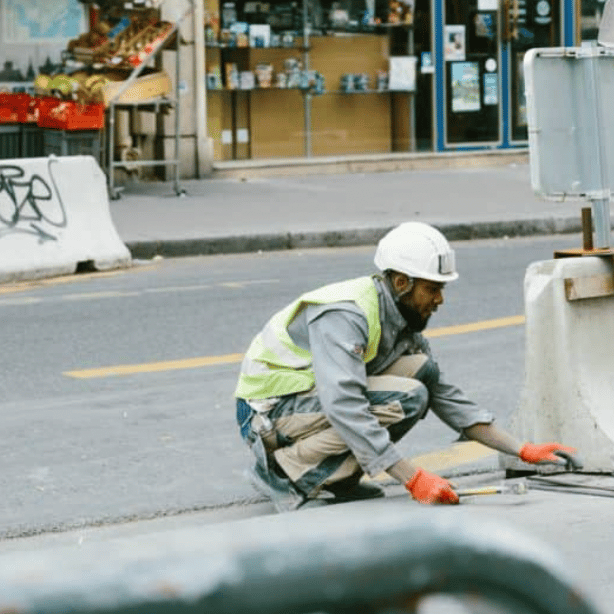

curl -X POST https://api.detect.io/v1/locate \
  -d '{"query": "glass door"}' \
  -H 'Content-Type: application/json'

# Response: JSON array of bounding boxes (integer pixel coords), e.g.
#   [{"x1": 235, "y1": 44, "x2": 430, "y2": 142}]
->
[
  {"x1": 504, "y1": 0, "x2": 561, "y2": 143},
  {"x1": 443, "y1": 0, "x2": 501, "y2": 146}
]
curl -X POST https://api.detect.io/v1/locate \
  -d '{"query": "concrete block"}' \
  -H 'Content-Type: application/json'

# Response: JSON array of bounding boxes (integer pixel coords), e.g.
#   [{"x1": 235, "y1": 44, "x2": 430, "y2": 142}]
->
[
  {"x1": 0, "y1": 156, "x2": 131, "y2": 282},
  {"x1": 501, "y1": 256, "x2": 614, "y2": 473}
]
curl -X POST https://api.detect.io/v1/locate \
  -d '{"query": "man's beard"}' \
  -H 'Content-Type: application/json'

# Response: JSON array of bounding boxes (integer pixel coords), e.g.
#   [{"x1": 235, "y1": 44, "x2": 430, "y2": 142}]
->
[{"x1": 397, "y1": 302, "x2": 429, "y2": 332}]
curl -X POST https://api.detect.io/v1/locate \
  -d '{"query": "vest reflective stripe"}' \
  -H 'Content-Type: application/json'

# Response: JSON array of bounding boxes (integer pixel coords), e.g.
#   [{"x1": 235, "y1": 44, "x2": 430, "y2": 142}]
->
[{"x1": 235, "y1": 276, "x2": 382, "y2": 400}]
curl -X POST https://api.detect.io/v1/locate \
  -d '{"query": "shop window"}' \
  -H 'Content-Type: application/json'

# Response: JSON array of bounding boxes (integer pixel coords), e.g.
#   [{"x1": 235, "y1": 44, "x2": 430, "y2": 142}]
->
[
  {"x1": 204, "y1": 0, "x2": 425, "y2": 159},
  {"x1": 506, "y1": 0, "x2": 560, "y2": 141},
  {"x1": 444, "y1": 0, "x2": 500, "y2": 145}
]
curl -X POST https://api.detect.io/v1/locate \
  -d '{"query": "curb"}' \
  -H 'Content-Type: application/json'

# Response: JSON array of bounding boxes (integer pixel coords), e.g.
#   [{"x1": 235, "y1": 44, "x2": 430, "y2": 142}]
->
[
  {"x1": 125, "y1": 215, "x2": 583, "y2": 259},
  {"x1": 211, "y1": 149, "x2": 530, "y2": 179}
]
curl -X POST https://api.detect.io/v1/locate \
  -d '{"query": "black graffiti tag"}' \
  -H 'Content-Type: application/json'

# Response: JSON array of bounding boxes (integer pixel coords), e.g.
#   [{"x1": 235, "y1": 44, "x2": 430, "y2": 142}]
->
[{"x1": 0, "y1": 160, "x2": 67, "y2": 242}]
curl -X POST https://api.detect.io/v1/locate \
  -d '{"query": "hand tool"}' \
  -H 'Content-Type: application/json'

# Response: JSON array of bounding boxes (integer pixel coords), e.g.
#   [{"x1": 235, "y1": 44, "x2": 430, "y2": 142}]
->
[
  {"x1": 457, "y1": 480, "x2": 528, "y2": 498},
  {"x1": 554, "y1": 450, "x2": 584, "y2": 471}
]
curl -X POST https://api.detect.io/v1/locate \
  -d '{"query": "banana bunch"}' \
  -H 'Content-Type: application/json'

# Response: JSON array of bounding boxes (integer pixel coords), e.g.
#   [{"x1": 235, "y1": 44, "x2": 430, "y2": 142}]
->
[{"x1": 33, "y1": 72, "x2": 111, "y2": 105}]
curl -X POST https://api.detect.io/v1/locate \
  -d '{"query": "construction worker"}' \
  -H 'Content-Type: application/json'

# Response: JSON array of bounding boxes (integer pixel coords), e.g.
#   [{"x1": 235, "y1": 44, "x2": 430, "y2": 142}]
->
[{"x1": 235, "y1": 222, "x2": 576, "y2": 511}]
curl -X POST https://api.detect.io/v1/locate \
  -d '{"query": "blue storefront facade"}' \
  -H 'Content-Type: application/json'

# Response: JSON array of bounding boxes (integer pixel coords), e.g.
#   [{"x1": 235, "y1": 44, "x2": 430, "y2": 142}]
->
[{"x1": 424, "y1": 0, "x2": 577, "y2": 152}]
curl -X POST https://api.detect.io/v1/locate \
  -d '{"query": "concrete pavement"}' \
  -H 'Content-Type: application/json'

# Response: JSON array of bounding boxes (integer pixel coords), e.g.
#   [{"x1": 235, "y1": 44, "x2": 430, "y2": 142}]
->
[
  {"x1": 3, "y1": 158, "x2": 614, "y2": 613},
  {"x1": 108, "y1": 159, "x2": 598, "y2": 259}
]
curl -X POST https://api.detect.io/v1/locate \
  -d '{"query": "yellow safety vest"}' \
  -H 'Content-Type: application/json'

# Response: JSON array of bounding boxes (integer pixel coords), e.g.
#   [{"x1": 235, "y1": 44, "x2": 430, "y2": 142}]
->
[{"x1": 235, "y1": 276, "x2": 382, "y2": 400}]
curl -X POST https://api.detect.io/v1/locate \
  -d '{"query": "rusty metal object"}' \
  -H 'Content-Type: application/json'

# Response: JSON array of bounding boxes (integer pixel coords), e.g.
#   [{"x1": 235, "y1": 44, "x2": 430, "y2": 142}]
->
[
  {"x1": 554, "y1": 207, "x2": 614, "y2": 258},
  {"x1": 582, "y1": 207, "x2": 594, "y2": 251}
]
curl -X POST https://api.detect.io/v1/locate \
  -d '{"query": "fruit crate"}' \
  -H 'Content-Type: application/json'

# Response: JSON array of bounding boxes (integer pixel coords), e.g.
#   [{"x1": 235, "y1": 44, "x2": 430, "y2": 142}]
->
[
  {"x1": 37, "y1": 100, "x2": 105, "y2": 131},
  {"x1": 0, "y1": 93, "x2": 38, "y2": 124}
]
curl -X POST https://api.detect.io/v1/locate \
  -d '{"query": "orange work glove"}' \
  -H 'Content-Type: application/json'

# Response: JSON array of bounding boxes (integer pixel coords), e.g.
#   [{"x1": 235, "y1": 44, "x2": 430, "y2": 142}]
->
[
  {"x1": 519, "y1": 442, "x2": 578, "y2": 464},
  {"x1": 405, "y1": 468, "x2": 459, "y2": 505}
]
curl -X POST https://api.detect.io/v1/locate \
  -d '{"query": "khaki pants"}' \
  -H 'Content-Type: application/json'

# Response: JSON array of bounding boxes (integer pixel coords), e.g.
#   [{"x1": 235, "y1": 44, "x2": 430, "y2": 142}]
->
[{"x1": 257, "y1": 354, "x2": 435, "y2": 497}]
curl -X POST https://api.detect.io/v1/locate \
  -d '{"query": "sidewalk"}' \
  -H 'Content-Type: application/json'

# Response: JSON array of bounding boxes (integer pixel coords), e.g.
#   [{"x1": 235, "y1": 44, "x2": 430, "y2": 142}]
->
[{"x1": 108, "y1": 159, "x2": 592, "y2": 259}]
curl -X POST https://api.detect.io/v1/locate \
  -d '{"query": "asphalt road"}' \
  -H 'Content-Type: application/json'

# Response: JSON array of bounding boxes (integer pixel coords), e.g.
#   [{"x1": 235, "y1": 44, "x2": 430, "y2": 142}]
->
[{"x1": 0, "y1": 233, "x2": 582, "y2": 539}]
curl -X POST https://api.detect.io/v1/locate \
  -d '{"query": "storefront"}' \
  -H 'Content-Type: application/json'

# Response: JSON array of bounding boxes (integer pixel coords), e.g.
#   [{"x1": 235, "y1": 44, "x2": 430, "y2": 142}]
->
[
  {"x1": 435, "y1": 0, "x2": 574, "y2": 150},
  {"x1": 203, "y1": 0, "x2": 576, "y2": 160},
  {"x1": 0, "y1": 0, "x2": 599, "y2": 171}
]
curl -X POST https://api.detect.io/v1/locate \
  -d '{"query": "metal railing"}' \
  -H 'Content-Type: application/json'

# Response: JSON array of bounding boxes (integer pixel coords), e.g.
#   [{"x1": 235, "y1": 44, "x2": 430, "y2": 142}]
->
[{"x1": 0, "y1": 501, "x2": 600, "y2": 614}]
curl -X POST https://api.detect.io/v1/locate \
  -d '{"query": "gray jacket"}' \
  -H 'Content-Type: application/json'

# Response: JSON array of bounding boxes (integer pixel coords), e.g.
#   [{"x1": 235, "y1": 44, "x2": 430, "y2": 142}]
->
[{"x1": 277, "y1": 274, "x2": 494, "y2": 476}]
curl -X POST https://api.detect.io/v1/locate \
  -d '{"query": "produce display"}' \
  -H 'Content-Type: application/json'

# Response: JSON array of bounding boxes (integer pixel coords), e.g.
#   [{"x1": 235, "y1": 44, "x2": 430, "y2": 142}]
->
[
  {"x1": 67, "y1": 10, "x2": 173, "y2": 70},
  {"x1": 29, "y1": 7, "x2": 175, "y2": 111}
]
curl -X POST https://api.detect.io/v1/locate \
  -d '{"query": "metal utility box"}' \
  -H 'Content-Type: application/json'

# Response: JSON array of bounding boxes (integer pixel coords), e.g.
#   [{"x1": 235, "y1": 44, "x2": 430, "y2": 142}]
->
[{"x1": 524, "y1": 46, "x2": 614, "y2": 199}]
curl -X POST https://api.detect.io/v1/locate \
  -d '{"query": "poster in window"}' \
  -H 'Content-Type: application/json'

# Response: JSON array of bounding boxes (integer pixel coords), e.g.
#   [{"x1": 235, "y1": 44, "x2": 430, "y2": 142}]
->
[
  {"x1": 474, "y1": 13, "x2": 495, "y2": 39},
  {"x1": 451, "y1": 62, "x2": 480, "y2": 112},
  {"x1": 483, "y1": 72, "x2": 498, "y2": 105},
  {"x1": 445, "y1": 25, "x2": 466, "y2": 61},
  {"x1": 389, "y1": 56, "x2": 417, "y2": 91}
]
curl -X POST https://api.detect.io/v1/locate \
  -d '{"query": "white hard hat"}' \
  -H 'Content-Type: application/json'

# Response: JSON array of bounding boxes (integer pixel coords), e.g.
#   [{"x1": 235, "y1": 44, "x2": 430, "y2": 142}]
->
[{"x1": 374, "y1": 222, "x2": 459, "y2": 283}]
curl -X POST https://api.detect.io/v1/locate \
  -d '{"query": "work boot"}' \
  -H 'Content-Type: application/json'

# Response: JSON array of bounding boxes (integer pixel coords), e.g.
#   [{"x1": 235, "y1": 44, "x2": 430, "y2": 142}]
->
[
  {"x1": 245, "y1": 462, "x2": 306, "y2": 513},
  {"x1": 325, "y1": 473, "x2": 385, "y2": 503}
]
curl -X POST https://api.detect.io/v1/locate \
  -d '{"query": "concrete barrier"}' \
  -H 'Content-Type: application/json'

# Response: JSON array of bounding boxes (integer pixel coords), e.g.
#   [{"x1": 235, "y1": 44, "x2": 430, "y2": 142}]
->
[
  {"x1": 502, "y1": 256, "x2": 614, "y2": 474},
  {"x1": 0, "y1": 156, "x2": 131, "y2": 283}
]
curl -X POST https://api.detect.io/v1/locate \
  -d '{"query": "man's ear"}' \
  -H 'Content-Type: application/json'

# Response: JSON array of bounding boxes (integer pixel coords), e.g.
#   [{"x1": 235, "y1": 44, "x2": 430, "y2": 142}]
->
[{"x1": 392, "y1": 272, "x2": 412, "y2": 295}]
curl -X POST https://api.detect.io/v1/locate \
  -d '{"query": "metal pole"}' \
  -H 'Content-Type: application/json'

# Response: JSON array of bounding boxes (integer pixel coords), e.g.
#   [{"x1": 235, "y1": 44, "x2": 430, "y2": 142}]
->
[
  {"x1": 174, "y1": 22, "x2": 181, "y2": 195},
  {"x1": 591, "y1": 197, "x2": 610, "y2": 247},
  {"x1": 408, "y1": 26, "x2": 416, "y2": 152},
  {"x1": 193, "y1": 0, "x2": 209, "y2": 178},
  {"x1": 303, "y1": 0, "x2": 311, "y2": 157},
  {"x1": 586, "y1": 48, "x2": 611, "y2": 248},
  {"x1": 107, "y1": 104, "x2": 116, "y2": 198}
]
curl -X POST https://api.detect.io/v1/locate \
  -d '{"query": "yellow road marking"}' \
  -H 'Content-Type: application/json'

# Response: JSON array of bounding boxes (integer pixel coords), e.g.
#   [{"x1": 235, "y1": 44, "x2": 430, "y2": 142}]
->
[
  {"x1": 0, "y1": 268, "x2": 137, "y2": 295},
  {"x1": 64, "y1": 314, "x2": 525, "y2": 379},
  {"x1": 368, "y1": 441, "x2": 497, "y2": 482},
  {"x1": 410, "y1": 441, "x2": 496, "y2": 472},
  {"x1": 424, "y1": 314, "x2": 525, "y2": 338},
  {"x1": 0, "y1": 297, "x2": 43, "y2": 306},
  {"x1": 0, "y1": 278, "x2": 279, "y2": 304},
  {"x1": 65, "y1": 353, "x2": 245, "y2": 379},
  {"x1": 61, "y1": 291, "x2": 141, "y2": 301}
]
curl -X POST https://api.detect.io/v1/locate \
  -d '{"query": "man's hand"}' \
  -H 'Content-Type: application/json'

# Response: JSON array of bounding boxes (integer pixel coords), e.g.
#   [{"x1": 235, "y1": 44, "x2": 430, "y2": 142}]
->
[
  {"x1": 519, "y1": 442, "x2": 578, "y2": 464},
  {"x1": 405, "y1": 468, "x2": 459, "y2": 505}
]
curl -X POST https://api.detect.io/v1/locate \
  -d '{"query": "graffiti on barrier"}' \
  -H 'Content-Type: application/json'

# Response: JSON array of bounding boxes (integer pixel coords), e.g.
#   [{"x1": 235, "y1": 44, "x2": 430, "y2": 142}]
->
[{"x1": 0, "y1": 160, "x2": 67, "y2": 242}]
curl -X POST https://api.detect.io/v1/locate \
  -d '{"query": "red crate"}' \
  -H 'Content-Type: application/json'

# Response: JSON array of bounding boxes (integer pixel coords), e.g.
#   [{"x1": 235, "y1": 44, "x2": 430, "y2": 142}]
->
[
  {"x1": 0, "y1": 93, "x2": 23, "y2": 123},
  {"x1": 0, "y1": 93, "x2": 40, "y2": 123},
  {"x1": 19, "y1": 94, "x2": 39, "y2": 123},
  {"x1": 37, "y1": 100, "x2": 104, "y2": 130}
]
